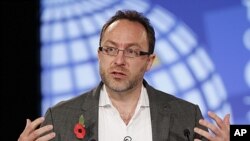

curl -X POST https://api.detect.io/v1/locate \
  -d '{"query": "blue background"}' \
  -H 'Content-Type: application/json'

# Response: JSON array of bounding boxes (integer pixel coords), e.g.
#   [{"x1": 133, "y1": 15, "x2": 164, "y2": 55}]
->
[{"x1": 40, "y1": 0, "x2": 250, "y2": 124}]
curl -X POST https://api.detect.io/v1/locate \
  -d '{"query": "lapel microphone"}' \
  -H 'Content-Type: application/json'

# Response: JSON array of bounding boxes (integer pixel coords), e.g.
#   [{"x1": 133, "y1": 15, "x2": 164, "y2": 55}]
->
[
  {"x1": 184, "y1": 129, "x2": 190, "y2": 141},
  {"x1": 124, "y1": 136, "x2": 132, "y2": 141}
]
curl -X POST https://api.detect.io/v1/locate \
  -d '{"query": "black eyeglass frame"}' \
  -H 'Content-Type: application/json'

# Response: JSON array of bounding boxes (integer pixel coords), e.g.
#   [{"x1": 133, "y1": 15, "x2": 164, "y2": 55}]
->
[{"x1": 98, "y1": 46, "x2": 151, "y2": 58}]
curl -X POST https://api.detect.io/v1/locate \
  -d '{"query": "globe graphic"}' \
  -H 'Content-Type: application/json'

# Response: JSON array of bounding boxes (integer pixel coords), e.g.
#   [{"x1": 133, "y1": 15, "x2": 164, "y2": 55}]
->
[{"x1": 41, "y1": 0, "x2": 232, "y2": 121}]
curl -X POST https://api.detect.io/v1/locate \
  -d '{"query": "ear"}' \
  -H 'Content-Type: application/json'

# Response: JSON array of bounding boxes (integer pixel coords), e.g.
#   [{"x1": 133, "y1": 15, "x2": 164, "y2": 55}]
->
[{"x1": 146, "y1": 54, "x2": 156, "y2": 71}]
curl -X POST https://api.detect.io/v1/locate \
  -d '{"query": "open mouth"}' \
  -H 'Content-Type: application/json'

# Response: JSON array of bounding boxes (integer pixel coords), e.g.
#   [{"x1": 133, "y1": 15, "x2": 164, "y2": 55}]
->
[{"x1": 111, "y1": 71, "x2": 127, "y2": 79}]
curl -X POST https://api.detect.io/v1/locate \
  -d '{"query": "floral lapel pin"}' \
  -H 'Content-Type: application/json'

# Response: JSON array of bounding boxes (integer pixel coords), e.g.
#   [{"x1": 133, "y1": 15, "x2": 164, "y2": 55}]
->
[{"x1": 74, "y1": 114, "x2": 86, "y2": 139}]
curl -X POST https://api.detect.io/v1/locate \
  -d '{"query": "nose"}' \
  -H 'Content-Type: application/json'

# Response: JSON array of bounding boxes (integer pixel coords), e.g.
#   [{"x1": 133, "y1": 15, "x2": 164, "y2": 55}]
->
[{"x1": 114, "y1": 50, "x2": 126, "y2": 65}]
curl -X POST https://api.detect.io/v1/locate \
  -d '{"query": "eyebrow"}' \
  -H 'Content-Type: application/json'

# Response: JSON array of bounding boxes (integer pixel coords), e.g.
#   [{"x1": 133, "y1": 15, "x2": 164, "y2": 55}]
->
[{"x1": 103, "y1": 40, "x2": 142, "y2": 49}]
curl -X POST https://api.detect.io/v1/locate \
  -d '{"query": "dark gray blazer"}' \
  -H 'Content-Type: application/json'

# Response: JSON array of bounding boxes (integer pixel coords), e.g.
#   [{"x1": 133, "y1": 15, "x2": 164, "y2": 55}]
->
[{"x1": 42, "y1": 80, "x2": 207, "y2": 141}]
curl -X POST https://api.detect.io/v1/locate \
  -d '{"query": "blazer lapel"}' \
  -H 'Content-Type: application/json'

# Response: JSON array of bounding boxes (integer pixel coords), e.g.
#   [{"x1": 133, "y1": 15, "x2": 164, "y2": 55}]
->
[
  {"x1": 80, "y1": 82, "x2": 103, "y2": 141},
  {"x1": 145, "y1": 80, "x2": 172, "y2": 141},
  {"x1": 80, "y1": 80, "x2": 173, "y2": 141}
]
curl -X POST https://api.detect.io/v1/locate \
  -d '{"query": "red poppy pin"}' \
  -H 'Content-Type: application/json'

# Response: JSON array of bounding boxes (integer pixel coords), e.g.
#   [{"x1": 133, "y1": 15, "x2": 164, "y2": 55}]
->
[{"x1": 74, "y1": 115, "x2": 86, "y2": 139}]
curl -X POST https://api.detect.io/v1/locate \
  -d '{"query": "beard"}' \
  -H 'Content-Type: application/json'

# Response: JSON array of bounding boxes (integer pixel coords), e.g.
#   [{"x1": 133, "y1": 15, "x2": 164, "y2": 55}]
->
[{"x1": 99, "y1": 65, "x2": 146, "y2": 93}]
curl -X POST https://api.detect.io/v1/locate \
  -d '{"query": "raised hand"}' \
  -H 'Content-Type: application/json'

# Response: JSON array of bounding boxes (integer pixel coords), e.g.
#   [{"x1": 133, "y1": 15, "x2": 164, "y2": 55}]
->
[
  {"x1": 194, "y1": 111, "x2": 230, "y2": 141},
  {"x1": 18, "y1": 117, "x2": 55, "y2": 141}
]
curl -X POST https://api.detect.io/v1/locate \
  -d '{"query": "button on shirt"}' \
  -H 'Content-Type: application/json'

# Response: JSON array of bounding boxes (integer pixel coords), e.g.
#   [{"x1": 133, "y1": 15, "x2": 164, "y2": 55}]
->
[{"x1": 98, "y1": 85, "x2": 152, "y2": 141}]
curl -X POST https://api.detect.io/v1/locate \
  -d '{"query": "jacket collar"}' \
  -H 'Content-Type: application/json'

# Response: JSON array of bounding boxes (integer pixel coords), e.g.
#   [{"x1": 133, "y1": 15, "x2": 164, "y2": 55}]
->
[
  {"x1": 80, "y1": 82, "x2": 102, "y2": 141},
  {"x1": 144, "y1": 80, "x2": 172, "y2": 141},
  {"x1": 81, "y1": 80, "x2": 172, "y2": 141}
]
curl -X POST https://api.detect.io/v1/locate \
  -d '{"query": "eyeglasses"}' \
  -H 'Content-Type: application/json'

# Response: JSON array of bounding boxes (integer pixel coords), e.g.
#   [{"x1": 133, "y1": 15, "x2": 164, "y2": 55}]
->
[{"x1": 98, "y1": 46, "x2": 151, "y2": 58}]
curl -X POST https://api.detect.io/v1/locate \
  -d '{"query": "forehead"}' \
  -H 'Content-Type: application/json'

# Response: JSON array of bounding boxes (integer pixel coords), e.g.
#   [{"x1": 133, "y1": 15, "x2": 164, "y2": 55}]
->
[{"x1": 102, "y1": 19, "x2": 148, "y2": 48}]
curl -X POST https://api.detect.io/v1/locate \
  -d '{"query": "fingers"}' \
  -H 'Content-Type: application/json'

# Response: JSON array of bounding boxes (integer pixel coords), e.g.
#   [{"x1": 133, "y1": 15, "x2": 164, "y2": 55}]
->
[
  {"x1": 29, "y1": 125, "x2": 54, "y2": 141},
  {"x1": 25, "y1": 119, "x2": 31, "y2": 129},
  {"x1": 194, "y1": 112, "x2": 230, "y2": 141},
  {"x1": 22, "y1": 117, "x2": 44, "y2": 136},
  {"x1": 194, "y1": 126, "x2": 215, "y2": 141},
  {"x1": 208, "y1": 111, "x2": 230, "y2": 133},
  {"x1": 207, "y1": 111, "x2": 225, "y2": 129},
  {"x1": 18, "y1": 117, "x2": 55, "y2": 141},
  {"x1": 35, "y1": 132, "x2": 56, "y2": 141},
  {"x1": 199, "y1": 118, "x2": 221, "y2": 135},
  {"x1": 223, "y1": 114, "x2": 230, "y2": 129},
  {"x1": 20, "y1": 119, "x2": 31, "y2": 136}
]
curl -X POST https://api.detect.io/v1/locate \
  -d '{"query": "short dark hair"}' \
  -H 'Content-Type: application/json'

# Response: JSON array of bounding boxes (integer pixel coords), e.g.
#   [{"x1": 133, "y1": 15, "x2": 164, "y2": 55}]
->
[{"x1": 99, "y1": 10, "x2": 155, "y2": 54}]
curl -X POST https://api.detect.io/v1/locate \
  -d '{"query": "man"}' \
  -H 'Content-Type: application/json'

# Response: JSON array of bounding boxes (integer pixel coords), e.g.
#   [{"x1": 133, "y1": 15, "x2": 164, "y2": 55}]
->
[{"x1": 18, "y1": 10, "x2": 230, "y2": 141}]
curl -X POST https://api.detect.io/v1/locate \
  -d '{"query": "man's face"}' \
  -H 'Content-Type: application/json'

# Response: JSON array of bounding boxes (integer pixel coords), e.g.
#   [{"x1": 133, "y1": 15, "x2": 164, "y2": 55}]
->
[{"x1": 98, "y1": 19, "x2": 155, "y2": 93}]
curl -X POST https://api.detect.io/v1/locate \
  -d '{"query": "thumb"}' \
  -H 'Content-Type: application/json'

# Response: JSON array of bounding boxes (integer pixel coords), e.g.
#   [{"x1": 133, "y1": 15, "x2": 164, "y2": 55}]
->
[
  {"x1": 25, "y1": 119, "x2": 31, "y2": 129},
  {"x1": 223, "y1": 114, "x2": 230, "y2": 125},
  {"x1": 223, "y1": 114, "x2": 230, "y2": 130}
]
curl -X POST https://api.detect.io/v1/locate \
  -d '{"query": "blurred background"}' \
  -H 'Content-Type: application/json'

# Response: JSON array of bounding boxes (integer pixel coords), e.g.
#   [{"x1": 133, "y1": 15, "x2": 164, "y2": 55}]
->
[{"x1": 1, "y1": 0, "x2": 249, "y2": 140}]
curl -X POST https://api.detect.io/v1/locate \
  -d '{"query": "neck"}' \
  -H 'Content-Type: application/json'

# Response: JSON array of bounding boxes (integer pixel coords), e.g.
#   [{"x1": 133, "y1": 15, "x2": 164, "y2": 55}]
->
[{"x1": 105, "y1": 84, "x2": 142, "y2": 125}]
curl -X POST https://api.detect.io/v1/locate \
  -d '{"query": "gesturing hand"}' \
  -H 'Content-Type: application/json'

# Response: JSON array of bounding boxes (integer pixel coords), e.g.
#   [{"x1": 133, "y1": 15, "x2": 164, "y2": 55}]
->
[
  {"x1": 194, "y1": 111, "x2": 230, "y2": 141},
  {"x1": 18, "y1": 117, "x2": 55, "y2": 141}
]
